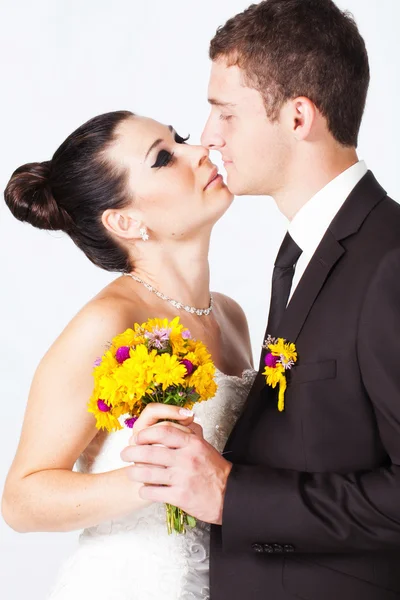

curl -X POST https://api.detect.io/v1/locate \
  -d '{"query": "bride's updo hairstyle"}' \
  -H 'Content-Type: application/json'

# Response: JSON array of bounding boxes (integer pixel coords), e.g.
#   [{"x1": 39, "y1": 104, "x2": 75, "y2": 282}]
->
[{"x1": 4, "y1": 110, "x2": 134, "y2": 273}]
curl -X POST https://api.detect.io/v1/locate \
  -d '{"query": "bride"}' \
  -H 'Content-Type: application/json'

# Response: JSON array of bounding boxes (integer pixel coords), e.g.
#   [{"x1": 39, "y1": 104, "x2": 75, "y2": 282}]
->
[{"x1": 1, "y1": 110, "x2": 256, "y2": 599}]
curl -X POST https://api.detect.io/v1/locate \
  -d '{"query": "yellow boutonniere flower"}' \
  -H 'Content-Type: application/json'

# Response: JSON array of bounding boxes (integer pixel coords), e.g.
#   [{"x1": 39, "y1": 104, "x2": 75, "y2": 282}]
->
[{"x1": 262, "y1": 335, "x2": 297, "y2": 411}]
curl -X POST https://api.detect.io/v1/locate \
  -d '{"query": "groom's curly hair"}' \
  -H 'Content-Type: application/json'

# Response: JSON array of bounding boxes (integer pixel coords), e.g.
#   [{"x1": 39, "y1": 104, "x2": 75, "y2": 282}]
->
[{"x1": 209, "y1": 0, "x2": 369, "y2": 148}]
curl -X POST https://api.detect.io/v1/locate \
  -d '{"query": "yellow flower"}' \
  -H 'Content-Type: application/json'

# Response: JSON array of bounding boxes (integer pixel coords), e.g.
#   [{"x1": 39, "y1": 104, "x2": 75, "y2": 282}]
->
[
  {"x1": 111, "y1": 328, "x2": 135, "y2": 349},
  {"x1": 94, "y1": 350, "x2": 118, "y2": 378},
  {"x1": 114, "y1": 345, "x2": 157, "y2": 403},
  {"x1": 97, "y1": 376, "x2": 119, "y2": 404},
  {"x1": 186, "y1": 340, "x2": 212, "y2": 366},
  {"x1": 182, "y1": 351, "x2": 199, "y2": 366},
  {"x1": 263, "y1": 364, "x2": 285, "y2": 388},
  {"x1": 87, "y1": 396, "x2": 123, "y2": 432},
  {"x1": 189, "y1": 363, "x2": 217, "y2": 400},
  {"x1": 170, "y1": 330, "x2": 186, "y2": 355},
  {"x1": 153, "y1": 353, "x2": 187, "y2": 390},
  {"x1": 268, "y1": 339, "x2": 297, "y2": 367}
]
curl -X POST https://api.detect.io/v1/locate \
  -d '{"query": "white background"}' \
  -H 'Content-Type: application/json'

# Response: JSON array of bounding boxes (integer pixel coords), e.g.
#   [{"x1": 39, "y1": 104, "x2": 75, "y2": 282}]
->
[{"x1": 0, "y1": 1, "x2": 399, "y2": 598}]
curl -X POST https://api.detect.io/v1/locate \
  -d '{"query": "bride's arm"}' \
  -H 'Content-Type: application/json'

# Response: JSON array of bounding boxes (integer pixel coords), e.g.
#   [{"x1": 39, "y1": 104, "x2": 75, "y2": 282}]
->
[{"x1": 1, "y1": 299, "x2": 149, "y2": 533}]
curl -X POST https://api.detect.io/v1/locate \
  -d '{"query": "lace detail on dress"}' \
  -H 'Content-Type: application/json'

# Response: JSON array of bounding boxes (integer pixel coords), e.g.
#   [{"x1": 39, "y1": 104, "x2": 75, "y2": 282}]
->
[{"x1": 47, "y1": 368, "x2": 257, "y2": 600}]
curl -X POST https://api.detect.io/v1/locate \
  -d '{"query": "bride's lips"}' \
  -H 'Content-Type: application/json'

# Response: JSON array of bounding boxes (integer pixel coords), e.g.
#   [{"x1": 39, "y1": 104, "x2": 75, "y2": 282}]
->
[{"x1": 203, "y1": 167, "x2": 222, "y2": 191}]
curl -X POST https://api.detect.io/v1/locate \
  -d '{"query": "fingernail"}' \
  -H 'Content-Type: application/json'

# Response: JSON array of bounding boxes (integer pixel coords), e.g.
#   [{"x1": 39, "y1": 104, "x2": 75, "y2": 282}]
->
[{"x1": 179, "y1": 408, "x2": 193, "y2": 417}]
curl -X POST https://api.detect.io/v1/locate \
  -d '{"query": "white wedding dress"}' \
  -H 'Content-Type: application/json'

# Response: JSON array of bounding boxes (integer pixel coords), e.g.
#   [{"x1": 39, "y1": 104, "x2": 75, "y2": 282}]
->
[{"x1": 47, "y1": 368, "x2": 257, "y2": 600}]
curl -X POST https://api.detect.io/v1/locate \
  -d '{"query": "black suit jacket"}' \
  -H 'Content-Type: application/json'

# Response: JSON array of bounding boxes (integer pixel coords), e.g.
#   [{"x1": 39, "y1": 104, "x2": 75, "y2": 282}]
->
[{"x1": 210, "y1": 172, "x2": 400, "y2": 600}]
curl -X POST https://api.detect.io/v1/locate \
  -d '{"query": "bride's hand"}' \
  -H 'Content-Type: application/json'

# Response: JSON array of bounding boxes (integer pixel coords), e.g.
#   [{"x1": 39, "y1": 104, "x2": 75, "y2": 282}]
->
[{"x1": 128, "y1": 404, "x2": 204, "y2": 445}]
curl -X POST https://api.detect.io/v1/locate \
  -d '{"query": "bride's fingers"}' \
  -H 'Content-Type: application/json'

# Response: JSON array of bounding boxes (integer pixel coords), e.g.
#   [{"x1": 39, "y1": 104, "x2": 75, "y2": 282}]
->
[
  {"x1": 129, "y1": 420, "x2": 195, "y2": 445},
  {"x1": 129, "y1": 403, "x2": 194, "y2": 440}
]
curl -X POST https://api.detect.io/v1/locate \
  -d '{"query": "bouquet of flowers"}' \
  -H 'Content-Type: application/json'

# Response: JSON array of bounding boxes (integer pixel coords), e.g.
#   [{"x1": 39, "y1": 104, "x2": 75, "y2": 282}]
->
[{"x1": 88, "y1": 316, "x2": 217, "y2": 534}]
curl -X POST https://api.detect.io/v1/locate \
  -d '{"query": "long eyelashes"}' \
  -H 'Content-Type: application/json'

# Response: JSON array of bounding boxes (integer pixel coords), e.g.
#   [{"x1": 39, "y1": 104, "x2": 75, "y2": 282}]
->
[
  {"x1": 174, "y1": 132, "x2": 190, "y2": 144},
  {"x1": 151, "y1": 150, "x2": 175, "y2": 169},
  {"x1": 151, "y1": 132, "x2": 191, "y2": 169}
]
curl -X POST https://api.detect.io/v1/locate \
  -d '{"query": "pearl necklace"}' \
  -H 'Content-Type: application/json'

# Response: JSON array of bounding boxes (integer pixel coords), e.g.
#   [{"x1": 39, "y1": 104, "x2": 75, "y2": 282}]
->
[{"x1": 124, "y1": 273, "x2": 213, "y2": 316}]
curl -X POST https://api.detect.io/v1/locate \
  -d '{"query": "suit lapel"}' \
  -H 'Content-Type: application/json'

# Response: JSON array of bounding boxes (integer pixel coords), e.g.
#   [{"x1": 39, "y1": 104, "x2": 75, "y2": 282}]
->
[{"x1": 280, "y1": 171, "x2": 386, "y2": 343}]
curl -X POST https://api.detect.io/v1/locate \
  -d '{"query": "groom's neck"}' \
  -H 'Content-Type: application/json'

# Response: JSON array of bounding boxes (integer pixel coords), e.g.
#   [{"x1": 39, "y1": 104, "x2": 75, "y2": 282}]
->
[{"x1": 273, "y1": 146, "x2": 359, "y2": 221}]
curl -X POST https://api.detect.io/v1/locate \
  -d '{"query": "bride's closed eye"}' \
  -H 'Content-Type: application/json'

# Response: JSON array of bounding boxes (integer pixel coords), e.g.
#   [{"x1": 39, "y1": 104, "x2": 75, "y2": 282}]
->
[
  {"x1": 151, "y1": 150, "x2": 175, "y2": 169},
  {"x1": 151, "y1": 132, "x2": 191, "y2": 169}
]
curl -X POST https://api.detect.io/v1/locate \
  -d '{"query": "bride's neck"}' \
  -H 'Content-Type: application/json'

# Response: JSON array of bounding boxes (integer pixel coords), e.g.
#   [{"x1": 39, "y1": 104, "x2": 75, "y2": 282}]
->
[{"x1": 128, "y1": 237, "x2": 211, "y2": 308}]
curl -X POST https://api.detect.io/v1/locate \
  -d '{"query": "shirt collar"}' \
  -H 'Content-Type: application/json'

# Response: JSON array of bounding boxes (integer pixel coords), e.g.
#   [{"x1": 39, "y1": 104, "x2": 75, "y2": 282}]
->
[{"x1": 288, "y1": 160, "x2": 368, "y2": 257}]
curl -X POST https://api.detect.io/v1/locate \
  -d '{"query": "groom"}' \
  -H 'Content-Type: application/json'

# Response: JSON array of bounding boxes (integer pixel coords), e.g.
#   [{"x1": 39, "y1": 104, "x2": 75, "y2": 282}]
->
[{"x1": 122, "y1": 1, "x2": 400, "y2": 598}]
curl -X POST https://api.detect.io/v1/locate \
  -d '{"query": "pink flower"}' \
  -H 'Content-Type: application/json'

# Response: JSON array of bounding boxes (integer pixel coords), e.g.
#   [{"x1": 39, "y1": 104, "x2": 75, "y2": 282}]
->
[
  {"x1": 265, "y1": 353, "x2": 278, "y2": 368},
  {"x1": 97, "y1": 399, "x2": 111, "y2": 412},
  {"x1": 93, "y1": 357, "x2": 102, "y2": 367},
  {"x1": 116, "y1": 346, "x2": 131, "y2": 364},
  {"x1": 145, "y1": 328, "x2": 171, "y2": 350},
  {"x1": 124, "y1": 417, "x2": 138, "y2": 428},
  {"x1": 182, "y1": 330, "x2": 192, "y2": 340},
  {"x1": 180, "y1": 359, "x2": 195, "y2": 376}
]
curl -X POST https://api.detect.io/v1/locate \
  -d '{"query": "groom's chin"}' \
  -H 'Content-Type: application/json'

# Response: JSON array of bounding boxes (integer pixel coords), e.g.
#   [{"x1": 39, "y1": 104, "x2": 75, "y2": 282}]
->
[
  {"x1": 226, "y1": 181, "x2": 251, "y2": 197},
  {"x1": 224, "y1": 171, "x2": 252, "y2": 197}
]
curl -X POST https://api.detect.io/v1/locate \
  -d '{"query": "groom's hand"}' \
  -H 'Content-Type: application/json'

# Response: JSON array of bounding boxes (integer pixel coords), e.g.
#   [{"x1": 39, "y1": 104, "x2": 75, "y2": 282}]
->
[{"x1": 120, "y1": 415, "x2": 232, "y2": 525}]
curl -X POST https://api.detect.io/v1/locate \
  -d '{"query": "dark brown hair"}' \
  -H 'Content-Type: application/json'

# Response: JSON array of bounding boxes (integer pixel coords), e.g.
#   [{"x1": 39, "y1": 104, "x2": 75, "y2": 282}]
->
[
  {"x1": 210, "y1": 0, "x2": 370, "y2": 147},
  {"x1": 4, "y1": 110, "x2": 135, "y2": 272}
]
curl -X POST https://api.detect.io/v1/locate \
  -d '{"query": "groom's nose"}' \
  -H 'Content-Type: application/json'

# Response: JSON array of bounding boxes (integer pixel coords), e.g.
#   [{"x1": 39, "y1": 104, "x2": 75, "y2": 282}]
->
[{"x1": 201, "y1": 116, "x2": 225, "y2": 151}]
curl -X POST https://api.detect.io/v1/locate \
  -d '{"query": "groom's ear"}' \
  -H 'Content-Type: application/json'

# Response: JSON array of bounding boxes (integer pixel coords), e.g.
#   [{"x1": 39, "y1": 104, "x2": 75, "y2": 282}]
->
[{"x1": 283, "y1": 96, "x2": 316, "y2": 142}]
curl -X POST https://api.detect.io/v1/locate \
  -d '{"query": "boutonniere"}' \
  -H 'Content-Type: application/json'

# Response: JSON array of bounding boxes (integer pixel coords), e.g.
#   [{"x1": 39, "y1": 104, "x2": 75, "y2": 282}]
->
[{"x1": 262, "y1": 335, "x2": 298, "y2": 412}]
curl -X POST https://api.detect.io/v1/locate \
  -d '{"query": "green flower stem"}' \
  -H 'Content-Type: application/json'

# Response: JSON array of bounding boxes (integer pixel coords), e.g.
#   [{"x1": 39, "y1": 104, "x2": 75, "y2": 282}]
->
[{"x1": 165, "y1": 503, "x2": 197, "y2": 535}]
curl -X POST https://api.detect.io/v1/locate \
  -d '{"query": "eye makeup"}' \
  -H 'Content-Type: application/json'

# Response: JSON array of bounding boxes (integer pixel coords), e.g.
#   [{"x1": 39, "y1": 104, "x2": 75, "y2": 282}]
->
[{"x1": 150, "y1": 131, "x2": 190, "y2": 169}]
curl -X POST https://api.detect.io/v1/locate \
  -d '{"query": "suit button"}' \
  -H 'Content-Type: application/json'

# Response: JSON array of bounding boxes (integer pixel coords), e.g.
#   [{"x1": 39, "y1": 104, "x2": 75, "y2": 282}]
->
[
  {"x1": 272, "y1": 544, "x2": 284, "y2": 553},
  {"x1": 251, "y1": 543, "x2": 264, "y2": 553},
  {"x1": 283, "y1": 544, "x2": 295, "y2": 553},
  {"x1": 263, "y1": 544, "x2": 274, "y2": 554}
]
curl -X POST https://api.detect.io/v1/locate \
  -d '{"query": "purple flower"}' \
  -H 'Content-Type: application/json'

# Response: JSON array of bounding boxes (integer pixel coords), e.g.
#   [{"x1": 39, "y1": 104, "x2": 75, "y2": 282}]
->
[
  {"x1": 116, "y1": 346, "x2": 131, "y2": 364},
  {"x1": 265, "y1": 353, "x2": 279, "y2": 368},
  {"x1": 182, "y1": 330, "x2": 192, "y2": 340},
  {"x1": 180, "y1": 359, "x2": 195, "y2": 376},
  {"x1": 97, "y1": 399, "x2": 111, "y2": 413},
  {"x1": 124, "y1": 416, "x2": 138, "y2": 429},
  {"x1": 93, "y1": 357, "x2": 102, "y2": 367},
  {"x1": 145, "y1": 328, "x2": 171, "y2": 350}
]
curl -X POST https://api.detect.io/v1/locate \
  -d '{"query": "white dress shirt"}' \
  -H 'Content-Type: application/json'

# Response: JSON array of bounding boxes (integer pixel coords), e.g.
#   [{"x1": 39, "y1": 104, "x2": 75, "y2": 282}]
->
[{"x1": 287, "y1": 160, "x2": 368, "y2": 301}]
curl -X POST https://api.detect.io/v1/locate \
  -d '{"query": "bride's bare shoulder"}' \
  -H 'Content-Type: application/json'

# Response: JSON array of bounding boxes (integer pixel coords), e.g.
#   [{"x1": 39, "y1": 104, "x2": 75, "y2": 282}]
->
[
  {"x1": 212, "y1": 292, "x2": 252, "y2": 358},
  {"x1": 212, "y1": 292, "x2": 247, "y2": 325},
  {"x1": 51, "y1": 275, "x2": 142, "y2": 351}
]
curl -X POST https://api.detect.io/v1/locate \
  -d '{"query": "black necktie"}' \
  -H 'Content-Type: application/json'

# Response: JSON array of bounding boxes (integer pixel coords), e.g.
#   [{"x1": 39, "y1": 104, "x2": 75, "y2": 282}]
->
[{"x1": 259, "y1": 232, "x2": 302, "y2": 370}]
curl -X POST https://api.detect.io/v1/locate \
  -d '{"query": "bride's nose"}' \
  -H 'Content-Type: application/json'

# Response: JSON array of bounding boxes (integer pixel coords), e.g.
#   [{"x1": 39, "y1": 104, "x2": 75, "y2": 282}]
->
[{"x1": 188, "y1": 144, "x2": 209, "y2": 168}]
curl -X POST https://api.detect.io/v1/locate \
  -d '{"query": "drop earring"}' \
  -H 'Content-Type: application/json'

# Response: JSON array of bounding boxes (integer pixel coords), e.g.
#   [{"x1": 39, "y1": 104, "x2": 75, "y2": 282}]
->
[{"x1": 139, "y1": 227, "x2": 149, "y2": 242}]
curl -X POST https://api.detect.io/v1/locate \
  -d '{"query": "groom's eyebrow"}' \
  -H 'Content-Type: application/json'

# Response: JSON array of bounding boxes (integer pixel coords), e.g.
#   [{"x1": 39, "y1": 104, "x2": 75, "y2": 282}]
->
[
  {"x1": 145, "y1": 126, "x2": 174, "y2": 160},
  {"x1": 208, "y1": 99, "x2": 236, "y2": 108}
]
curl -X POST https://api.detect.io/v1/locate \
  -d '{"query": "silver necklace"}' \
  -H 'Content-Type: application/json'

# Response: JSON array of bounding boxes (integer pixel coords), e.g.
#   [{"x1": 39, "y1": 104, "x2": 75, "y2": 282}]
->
[{"x1": 125, "y1": 272, "x2": 213, "y2": 316}]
